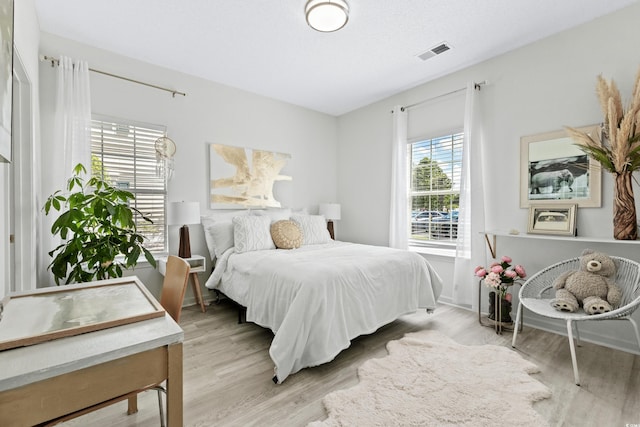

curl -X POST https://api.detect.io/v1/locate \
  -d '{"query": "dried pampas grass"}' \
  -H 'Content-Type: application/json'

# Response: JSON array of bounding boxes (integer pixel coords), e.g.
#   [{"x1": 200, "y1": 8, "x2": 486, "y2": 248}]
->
[{"x1": 567, "y1": 67, "x2": 640, "y2": 174}]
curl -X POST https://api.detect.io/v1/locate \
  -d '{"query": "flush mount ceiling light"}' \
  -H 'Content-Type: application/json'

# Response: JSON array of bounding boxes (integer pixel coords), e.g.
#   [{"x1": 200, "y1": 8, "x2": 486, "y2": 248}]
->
[{"x1": 305, "y1": 0, "x2": 349, "y2": 32}]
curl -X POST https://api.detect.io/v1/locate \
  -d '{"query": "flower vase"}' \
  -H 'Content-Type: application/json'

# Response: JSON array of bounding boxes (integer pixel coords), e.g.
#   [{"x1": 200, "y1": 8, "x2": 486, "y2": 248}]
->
[
  {"x1": 613, "y1": 171, "x2": 638, "y2": 240},
  {"x1": 500, "y1": 298, "x2": 513, "y2": 323},
  {"x1": 488, "y1": 291, "x2": 497, "y2": 320},
  {"x1": 488, "y1": 291, "x2": 512, "y2": 323}
]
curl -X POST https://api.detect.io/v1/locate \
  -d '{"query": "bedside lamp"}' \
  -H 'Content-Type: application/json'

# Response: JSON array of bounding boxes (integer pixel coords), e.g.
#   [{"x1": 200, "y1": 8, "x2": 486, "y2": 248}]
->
[
  {"x1": 319, "y1": 203, "x2": 341, "y2": 240},
  {"x1": 168, "y1": 201, "x2": 200, "y2": 258}
]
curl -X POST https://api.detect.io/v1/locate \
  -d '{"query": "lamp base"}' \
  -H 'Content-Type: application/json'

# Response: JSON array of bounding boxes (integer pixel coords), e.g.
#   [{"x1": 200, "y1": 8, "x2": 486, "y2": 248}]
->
[
  {"x1": 327, "y1": 220, "x2": 335, "y2": 240},
  {"x1": 178, "y1": 225, "x2": 191, "y2": 258}
]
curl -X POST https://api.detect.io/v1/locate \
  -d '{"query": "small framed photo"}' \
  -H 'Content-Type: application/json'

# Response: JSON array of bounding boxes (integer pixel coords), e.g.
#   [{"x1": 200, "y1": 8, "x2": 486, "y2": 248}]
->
[{"x1": 527, "y1": 203, "x2": 577, "y2": 236}]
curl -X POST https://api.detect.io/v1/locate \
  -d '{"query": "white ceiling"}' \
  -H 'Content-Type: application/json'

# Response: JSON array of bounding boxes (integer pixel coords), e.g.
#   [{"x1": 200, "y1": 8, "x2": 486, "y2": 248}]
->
[{"x1": 34, "y1": 0, "x2": 637, "y2": 116}]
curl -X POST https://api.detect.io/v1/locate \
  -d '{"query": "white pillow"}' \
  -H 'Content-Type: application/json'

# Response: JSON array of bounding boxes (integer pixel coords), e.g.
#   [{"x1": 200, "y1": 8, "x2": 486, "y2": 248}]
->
[
  {"x1": 252, "y1": 208, "x2": 292, "y2": 223},
  {"x1": 291, "y1": 214, "x2": 330, "y2": 245},
  {"x1": 208, "y1": 221, "x2": 235, "y2": 259},
  {"x1": 233, "y1": 215, "x2": 276, "y2": 253},
  {"x1": 201, "y1": 211, "x2": 249, "y2": 259}
]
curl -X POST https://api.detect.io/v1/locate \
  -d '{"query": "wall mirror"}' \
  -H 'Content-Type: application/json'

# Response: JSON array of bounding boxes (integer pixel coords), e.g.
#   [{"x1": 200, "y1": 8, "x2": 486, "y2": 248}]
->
[{"x1": 519, "y1": 124, "x2": 602, "y2": 208}]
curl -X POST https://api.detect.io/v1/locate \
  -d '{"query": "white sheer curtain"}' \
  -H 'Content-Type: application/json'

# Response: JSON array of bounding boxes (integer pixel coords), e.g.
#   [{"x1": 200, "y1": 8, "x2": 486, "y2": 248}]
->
[
  {"x1": 39, "y1": 56, "x2": 92, "y2": 286},
  {"x1": 58, "y1": 56, "x2": 92, "y2": 173},
  {"x1": 452, "y1": 82, "x2": 487, "y2": 308},
  {"x1": 389, "y1": 106, "x2": 408, "y2": 249}
]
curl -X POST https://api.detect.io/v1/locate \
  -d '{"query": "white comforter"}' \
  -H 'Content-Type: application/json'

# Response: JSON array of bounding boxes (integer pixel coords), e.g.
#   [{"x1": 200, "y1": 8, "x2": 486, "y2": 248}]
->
[{"x1": 205, "y1": 241, "x2": 443, "y2": 383}]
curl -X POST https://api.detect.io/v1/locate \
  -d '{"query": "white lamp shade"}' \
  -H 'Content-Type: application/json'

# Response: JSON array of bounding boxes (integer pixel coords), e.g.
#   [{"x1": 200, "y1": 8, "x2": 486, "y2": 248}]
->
[
  {"x1": 305, "y1": 0, "x2": 349, "y2": 32},
  {"x1": 168, "y1": 201, "x2": 201, "y2": 225},
  {"x1": 319, "y1": 203, "x2": 341, "y2": 221}
]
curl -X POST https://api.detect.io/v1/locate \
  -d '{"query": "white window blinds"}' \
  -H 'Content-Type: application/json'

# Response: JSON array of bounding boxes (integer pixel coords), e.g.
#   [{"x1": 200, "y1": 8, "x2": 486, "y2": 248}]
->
[
  {"x1": 90, "y1": 115, "x2": 167, "y2": 253},
  {"x1": 409, "y1": 132, "x2": 463, "y2": 245}
]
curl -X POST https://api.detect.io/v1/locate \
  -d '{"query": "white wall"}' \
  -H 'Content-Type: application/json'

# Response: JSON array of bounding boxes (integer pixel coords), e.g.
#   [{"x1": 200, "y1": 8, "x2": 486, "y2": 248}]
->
[
  {"x1": 0, "y1": 0, "x2": 40, "y2": 299},
  {"x1": 38, "y1": 33, "x2": 339, "y2": 301},
  {"x1": 337, "y1": 3, "x2": 640, "y2": 353}
]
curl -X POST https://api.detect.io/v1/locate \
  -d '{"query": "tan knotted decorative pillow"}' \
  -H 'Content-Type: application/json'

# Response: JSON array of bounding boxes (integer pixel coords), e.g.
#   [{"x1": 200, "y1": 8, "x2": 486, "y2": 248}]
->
[{"x1": 270, "y1": 220, "x2": 303, "y2": 249}]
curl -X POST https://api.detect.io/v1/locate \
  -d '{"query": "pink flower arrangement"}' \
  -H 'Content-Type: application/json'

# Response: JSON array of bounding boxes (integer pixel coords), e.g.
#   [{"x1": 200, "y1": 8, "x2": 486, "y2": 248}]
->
[{"x1": 474, "y1": 255, "x2": 526, "y2": 298}]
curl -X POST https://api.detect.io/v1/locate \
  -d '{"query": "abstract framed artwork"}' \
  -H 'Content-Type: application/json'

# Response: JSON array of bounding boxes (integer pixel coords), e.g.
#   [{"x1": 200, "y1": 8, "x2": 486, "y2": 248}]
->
[
  {"x1": 519, "y1": 124, "x2": 602, "y2": 208},
  {"x1": 0, "y1": 0, "x2": 13, "y2": 163},
  {"x1": 209, "y1": 143, "x2": 292, "y2": 209},
  {"x1": 527, "y1": 203, "x2": 577, "y2": 236},
  {"x1": 0, "y1": 277, "x2": 165, "y2": 351}
]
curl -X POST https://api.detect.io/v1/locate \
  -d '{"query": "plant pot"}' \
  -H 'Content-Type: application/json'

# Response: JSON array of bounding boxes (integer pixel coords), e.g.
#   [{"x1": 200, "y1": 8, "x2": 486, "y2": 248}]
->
[{"x1": 613, "y1": 171, "x2": 638, "y2": 240}]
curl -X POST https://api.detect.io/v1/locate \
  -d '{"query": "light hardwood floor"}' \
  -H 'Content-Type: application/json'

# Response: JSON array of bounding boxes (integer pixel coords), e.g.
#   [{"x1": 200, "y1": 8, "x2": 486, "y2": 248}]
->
[{"x1": 63, "y1": 299, "x2": 640, "y2": 427}]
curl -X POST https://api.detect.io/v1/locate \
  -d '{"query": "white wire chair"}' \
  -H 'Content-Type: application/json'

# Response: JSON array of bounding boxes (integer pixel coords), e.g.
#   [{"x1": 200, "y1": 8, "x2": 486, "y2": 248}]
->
[{"x1": 511, "y1": 256, "x2": 640, "y2": 385}]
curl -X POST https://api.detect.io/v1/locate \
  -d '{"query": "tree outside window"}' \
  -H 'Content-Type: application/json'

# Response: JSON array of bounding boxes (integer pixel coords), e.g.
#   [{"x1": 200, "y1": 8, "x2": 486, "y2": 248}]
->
[{"x1": 409, "y1": 132, "x2": 462, "y2": 244}]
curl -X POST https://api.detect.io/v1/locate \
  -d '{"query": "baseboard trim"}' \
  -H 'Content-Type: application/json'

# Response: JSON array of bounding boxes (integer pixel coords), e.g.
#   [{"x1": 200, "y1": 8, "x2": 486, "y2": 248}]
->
[
  {"x1": 440, "y1": 300, "x2": 640, "y2": 355},
  {"x1": 519, "y1": 314, "x2": 640, "y2": 356}
]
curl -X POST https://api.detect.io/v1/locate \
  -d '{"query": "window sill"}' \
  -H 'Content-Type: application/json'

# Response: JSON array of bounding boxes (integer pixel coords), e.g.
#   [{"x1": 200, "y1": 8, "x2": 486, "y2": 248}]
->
[
  {"x1": 114, "y1": 253, "x2": 166, "y2": 270},
  {"x1": 409, "y1": 245, "x2": 456, "y2": 258}
]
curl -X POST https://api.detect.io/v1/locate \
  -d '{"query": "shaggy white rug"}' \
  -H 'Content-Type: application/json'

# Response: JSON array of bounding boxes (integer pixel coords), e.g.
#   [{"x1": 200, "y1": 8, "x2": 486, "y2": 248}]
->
[{"x1": 308, "y1": 330, "x2": 551, "y2": 427}]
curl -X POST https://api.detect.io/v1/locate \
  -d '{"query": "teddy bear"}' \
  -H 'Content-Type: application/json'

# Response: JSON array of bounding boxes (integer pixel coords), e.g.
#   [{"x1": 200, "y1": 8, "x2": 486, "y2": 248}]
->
[{"x1": 550, "y1": 249, "x2": 622, "y2": 315}]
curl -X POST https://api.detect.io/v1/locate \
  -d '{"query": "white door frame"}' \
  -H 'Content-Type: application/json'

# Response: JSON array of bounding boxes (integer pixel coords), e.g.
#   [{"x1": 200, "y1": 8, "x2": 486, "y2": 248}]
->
[{"x1": 10, "y1": 48, "x2": 36, "y2": 293}]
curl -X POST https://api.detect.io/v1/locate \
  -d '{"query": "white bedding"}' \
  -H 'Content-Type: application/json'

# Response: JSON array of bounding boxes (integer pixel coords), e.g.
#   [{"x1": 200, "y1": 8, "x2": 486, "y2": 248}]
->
[{"x1": 205, "y1": 241, "x2": 443, "y2": 383}]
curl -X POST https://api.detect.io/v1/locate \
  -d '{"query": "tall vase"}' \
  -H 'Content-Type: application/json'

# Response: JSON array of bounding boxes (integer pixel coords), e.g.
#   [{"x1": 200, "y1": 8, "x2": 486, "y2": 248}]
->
[
  {"x1": 488, "y1": 291, "x2": 497, "y2": 320},
  {"x1": 499, "y1": 298, "x2": 512, "y2": 323},
  {"x1": 613, "y1": 171, "x2": 638, "y2": 240},
  {"x1": 487, "y1": 291, "x2": 513, "y2": 323}
]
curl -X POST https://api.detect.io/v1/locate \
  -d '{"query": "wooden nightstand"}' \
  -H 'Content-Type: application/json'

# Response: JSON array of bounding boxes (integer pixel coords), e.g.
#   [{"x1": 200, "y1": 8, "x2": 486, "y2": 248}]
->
[{"x1": 158, "y1": 255, "x2": 207, "y2": 313}]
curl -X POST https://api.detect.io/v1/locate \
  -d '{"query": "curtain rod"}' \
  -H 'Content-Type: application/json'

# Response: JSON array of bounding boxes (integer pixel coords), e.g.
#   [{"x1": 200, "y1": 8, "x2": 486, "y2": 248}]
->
[
  {"x1": 40, "y1": 55, "x2": 187, "y2": 98},
  {"x1": 401, "y1": 80, "x2": 487, "y2": 111}
]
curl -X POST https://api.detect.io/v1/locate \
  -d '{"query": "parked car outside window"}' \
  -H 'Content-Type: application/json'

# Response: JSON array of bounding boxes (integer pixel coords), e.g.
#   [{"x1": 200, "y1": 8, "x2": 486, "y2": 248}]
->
[
  {"x1": 534, "y1": 211, "x2": 568, "y2": 230},
  {"x1": 431, "y1": 211, "x2": 459, "y2": 239},
  {"x1": 411, "y1": 211, "x2": 445, "y2": 233}
]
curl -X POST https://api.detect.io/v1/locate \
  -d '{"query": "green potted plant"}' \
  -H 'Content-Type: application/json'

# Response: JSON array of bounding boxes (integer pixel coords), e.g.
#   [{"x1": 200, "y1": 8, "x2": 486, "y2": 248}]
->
[{"x1": 44, "y1": 163, "x2": 157, "y2": 285}]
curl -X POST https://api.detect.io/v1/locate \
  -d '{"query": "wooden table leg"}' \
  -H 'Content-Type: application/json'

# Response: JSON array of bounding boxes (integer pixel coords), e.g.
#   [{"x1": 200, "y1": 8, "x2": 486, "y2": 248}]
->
[
  {"x1": 166, "y1": 342, "x2": 183, "y2": 427},
  {"x1": 127, "y1": 395, "x2": 138, "y2": 414},
  {"x1": 190, "y1": 273, "x2": 206, "y2": 313}
]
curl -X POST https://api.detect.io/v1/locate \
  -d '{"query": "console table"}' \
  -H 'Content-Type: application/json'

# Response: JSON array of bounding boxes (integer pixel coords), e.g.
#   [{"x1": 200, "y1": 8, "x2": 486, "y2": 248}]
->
[{"x1": 0, "y1": 277, "x2": 184, "y2": 426}]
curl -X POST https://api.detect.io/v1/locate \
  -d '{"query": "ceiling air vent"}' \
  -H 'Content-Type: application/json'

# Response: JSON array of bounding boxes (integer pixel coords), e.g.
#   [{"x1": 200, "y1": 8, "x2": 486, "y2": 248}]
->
[{"x1": 417, "y1": 42, "x2": 451, "y2": 61}]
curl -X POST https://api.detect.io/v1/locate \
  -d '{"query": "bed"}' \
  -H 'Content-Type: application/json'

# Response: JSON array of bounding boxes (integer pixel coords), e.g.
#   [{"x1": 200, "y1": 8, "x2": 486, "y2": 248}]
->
[{"x1": 202, "y1": 210, "x2": 443, "y2": 383}]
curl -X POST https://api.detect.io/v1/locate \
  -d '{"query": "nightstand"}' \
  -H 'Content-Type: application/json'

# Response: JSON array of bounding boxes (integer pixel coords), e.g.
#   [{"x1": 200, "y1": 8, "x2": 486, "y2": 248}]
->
[{"x1": 158, "y1": 255, "x2": 207, "y2": 313}]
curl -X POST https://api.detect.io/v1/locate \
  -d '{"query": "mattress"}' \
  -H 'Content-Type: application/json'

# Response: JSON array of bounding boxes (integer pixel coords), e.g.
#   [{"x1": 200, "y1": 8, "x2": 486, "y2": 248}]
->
[{"x1": 205, "y1": 240, "x2": 443, "y2": 383}]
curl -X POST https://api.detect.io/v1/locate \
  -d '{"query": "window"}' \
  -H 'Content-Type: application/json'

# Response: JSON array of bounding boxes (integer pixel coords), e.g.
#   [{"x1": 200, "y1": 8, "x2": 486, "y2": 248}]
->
[
  {"x1": 90, "y1": 115, "x2": 167, "y2": 253},
  {"x1": 409, "y1": 132, "x2": 463, "y2": 246}
]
